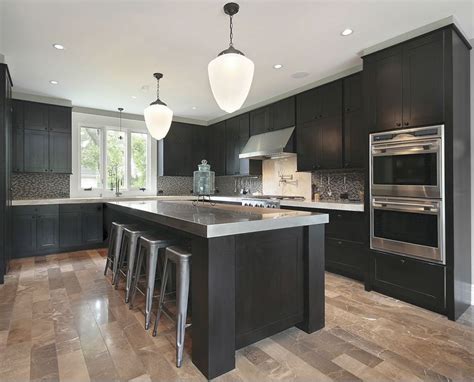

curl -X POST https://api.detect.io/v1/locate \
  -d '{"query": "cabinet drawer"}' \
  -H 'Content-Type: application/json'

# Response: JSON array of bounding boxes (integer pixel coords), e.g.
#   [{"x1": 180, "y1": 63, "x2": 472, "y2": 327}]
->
[
  {"x1": 36, "y1": 205, "x2": 59, "y2": 216},
  {"x1": 326, "y1": 238, "x2": 366, "y2": 280},
  {"x1": 60, "y1": 204, "x2": 83, "y2": 213},
  {"x1": 372, "y1": 251, "x2": 445, "y2": 313},
  {"x1": 80, "y1": 203, "x2": 103, "y2": 212},
  {"x1": 14, "y1": 205, "x2": 39, "y2": 216},
  {"x1": 324, "y1": 210, "x2": 365, "y2": 242}
]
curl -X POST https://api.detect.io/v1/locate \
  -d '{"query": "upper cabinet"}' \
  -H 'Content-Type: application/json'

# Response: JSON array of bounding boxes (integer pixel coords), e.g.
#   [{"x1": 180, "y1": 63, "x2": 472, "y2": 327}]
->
[
  {"x1": 249, "y1": 97, "x2": 295, "y2": 135},
  {"x1": 297, "y1": 81, "x2": 342, "y2": 124},
  {"x1": 226, "y1": 113, "x2": 261, "y2": 176},
  {"x1": 12, "y1": 100, "x2": 72, "y2": 174},
  {"x1": 162, "y1": 122, "x2": 195, "y2": 177},
  {"x1": 207, "y1": 121, "x2": 226, "y2": 176},
  {"x1": 364, "y1": 30, "x2": 445, "y2": 132},
  {"x1": 343, "y1": 73, "x2": 366, "y2": 169}
]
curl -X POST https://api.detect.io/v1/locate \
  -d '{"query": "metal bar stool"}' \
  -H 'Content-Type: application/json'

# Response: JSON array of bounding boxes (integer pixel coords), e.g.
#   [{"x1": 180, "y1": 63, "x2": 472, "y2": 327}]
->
[
  {"x1": 129, "y1": 232, "x2": 178, "y2": 330},
  {"x1": 104, "y1": 222, "x2": 131, "y2": 282},
  {"x1": 113, "y1": 225, "x2": 148, "y2": 303},
  {"x1": 153, "y1": 245, "x2": 192, "y2": 368}
]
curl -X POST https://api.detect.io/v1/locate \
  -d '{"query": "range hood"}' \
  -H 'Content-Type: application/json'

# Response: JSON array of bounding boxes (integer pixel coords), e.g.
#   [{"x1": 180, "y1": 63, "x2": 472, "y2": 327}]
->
[{"x1": 239, "y1": 126, "x2": 296, "y2": 160}]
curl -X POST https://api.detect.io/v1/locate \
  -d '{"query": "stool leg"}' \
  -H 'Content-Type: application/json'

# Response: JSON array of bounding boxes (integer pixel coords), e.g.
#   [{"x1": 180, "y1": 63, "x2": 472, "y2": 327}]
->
[
  {"x1": 113, "y1": 235, "x2": 127, "y2": 288},
  {"x1": 153, "y1": 256, "x2": 170, "y2": 337},
  {"x1": 104, "y1": 225, "x2": 116, "y2": 276},
  {"x1": 129, "y1": 244, "x2": 145, "y2": 309},
  {"x1": 144, "y1": 247, "x2": 159, "y2": 330},
  {"x1": 112, "y1": 228, "x2": 124, "y2": 284},
  {"x1": 176, "y1": 259, "x2": 190, "y2": 368},
  {"x1": 125, "y1": 235, "x2": 140, "y2": 303}
]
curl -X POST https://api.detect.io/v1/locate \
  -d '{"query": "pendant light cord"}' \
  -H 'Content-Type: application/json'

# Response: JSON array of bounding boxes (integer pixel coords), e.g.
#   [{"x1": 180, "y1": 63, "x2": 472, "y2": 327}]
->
[
  {"x1": 229, "y1": 15, "x2": 234, "y2": 47},
  {"x1": 156, "y1": 78, "x2": 160, "y2": 100}
]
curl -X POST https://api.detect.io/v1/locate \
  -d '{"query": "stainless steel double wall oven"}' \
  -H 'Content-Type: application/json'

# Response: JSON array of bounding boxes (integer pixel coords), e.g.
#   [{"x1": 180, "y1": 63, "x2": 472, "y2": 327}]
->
[{"x1": 370, "y1": 125, "x2": 445, "y2": 264}]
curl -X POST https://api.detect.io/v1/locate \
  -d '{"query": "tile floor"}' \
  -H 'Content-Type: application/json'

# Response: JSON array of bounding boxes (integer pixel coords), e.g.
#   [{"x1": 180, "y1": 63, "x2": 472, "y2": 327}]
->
[{"x1": 0, "y1": 249, "x2": 472, "y2": 381}]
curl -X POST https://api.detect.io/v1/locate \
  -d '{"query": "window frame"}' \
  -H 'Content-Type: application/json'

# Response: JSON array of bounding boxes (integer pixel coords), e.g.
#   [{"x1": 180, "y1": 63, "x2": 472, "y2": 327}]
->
[{"x1": 71, "y1": 112, "x2": 157, "y2": 198}]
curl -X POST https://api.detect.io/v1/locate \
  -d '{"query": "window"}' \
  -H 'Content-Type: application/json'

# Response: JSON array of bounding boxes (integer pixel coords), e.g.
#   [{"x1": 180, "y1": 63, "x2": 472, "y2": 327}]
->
[{"x1": 72, "y1": 113, "x2": 156, "y2": 197}]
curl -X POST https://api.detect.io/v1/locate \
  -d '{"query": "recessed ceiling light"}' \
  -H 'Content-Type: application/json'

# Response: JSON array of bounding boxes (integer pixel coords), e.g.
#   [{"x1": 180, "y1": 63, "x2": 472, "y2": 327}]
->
[
  {"x1": 273, "y1": 64, "x2": 283, "y2": 69},
  {"x1": 52, "y1": 43, "x2": 64, "y2": 50},
  {"x1": 192, "y1": 106, "x2": 197, "y2": 110},
  {"x1": 131, "y1": 95, "x2": 137, "y2": 99},
  {"x1": 341, "y1": 28, "x2": 353, "y2": 36},
  {"x1": 291, "y1": 72, "x2": 309, "y2": 79},
  {"x1": 49, "y1": 80, "x2": 59, "y2": 85}
]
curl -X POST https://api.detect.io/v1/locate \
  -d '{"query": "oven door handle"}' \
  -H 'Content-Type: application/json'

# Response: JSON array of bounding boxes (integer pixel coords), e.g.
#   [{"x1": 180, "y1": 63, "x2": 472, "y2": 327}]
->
[
  {"x1": 372, "y1": 141, "x2": 439, "y2": 156},
  {"x1": 372, "y1": 201, "x2": 439, "y2": 214}
]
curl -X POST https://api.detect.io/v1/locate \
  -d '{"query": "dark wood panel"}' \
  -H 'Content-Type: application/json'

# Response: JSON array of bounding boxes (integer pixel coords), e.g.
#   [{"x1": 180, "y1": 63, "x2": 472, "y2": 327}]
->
[
  {"x1": 36, "y1": 213, "x2": 59, "y2": 251},
  {"x1": 326, "y1": 238, "x2": 366, "y2": 280},
  {"x1": 249, "y1": 106, "x2": 271, "y2": 135},
  {"x1": 163, "y1": 122, "x2": 194, "y2": 176},
  {"x1": 12, "y1": 128, "x2": 24, "y2": 172},
  {"x1": 296, "y1": 119, "x2": 322, "y2": 171},
  {"x1": 402, "y1": 30, "x2": 445, "y2": 128},
  {"x1": 344, "y1": 73, "x2": 363, "y2": 112},
  {"x1": 235, "y1": 228, "x2": 304, "y2": 347},
  {"x1": 49, "y1": 131, "x2": 71, "y2": 173},
  {"x1": 272, "y1": 97, "x2": 295, "y2": 131},
  {"x1": 207, "y1": 121, "x2": 226, "y2": 176},
  {"x1": 81, "y1": 204, "x2": 103, "y2": 243},
  {"x1": 23, "y1": 101, "x2": 48, "y2": 131},
  {"x1": 320, "y1": 115, "x2": 343, "y2": 169},
  {"x1": 296, "y1": 87, "x2": 321, "y2": 124},
  {"x1": 24, "y1": 129, "x2": 49, "y2": 173},
  {"x1": 60, "y1": 211, "x2": 82, "y2": 248},
  {"x1": 12, "y1": 212, "x2": 37, "y2": 256},
  {"x1": 12, "y1": 99, "x2": 24, "y2": 130},
  {"x1": 48, "y1": 105, "x2": 72, "y2": 132}
]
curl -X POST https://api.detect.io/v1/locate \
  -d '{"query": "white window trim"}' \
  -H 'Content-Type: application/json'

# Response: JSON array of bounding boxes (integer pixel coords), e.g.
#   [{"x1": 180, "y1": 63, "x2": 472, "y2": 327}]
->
[{"x1": 71, "y1": 112, "x2": 157, "y2": 198}]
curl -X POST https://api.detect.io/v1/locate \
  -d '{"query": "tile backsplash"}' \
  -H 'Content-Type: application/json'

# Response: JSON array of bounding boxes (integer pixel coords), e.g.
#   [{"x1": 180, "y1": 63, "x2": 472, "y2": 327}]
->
[
  {"x1": 311, "y1": 170, "x2": 364, "y2": 201},
  {"x1": 12, "y1": 173, "x2": 70, "y2": 200},
  {"x1": 157, "y1": 176, "x2": 193, "y2": 196}
]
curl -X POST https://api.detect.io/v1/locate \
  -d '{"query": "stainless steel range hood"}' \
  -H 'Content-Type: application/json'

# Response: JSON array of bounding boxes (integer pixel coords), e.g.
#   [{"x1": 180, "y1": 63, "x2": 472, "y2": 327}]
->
[{"x1": 239, "y1": 126, "x2": 295, "y2": 160}]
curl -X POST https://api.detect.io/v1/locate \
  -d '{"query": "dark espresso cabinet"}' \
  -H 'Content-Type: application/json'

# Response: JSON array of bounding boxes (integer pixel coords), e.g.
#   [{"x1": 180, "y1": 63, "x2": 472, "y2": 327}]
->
[
  {"x1": 14, "y1": 204, "x2": 103, "y2": 257},
  {"x1": 249, "y1": 97, "x2": 295, "y2": 135},
  {"x1": 226, "y1": 113, "x2": 261, "y2": 176},
  {"x1": 364, "y1": 30, "x2": 445, "y2": 132},
  {"x1": 343, "y1": 73, "x2": 366, "y2": 168},
  {"x1": 297, "y1": 81, "x2": 342, "y2": 124},
  {"x1": 207, "y1": 121, "x2": 226, "y2": 176},
  {"x1": 12, "y1": 100, "x2": 72, "y2": 174}
]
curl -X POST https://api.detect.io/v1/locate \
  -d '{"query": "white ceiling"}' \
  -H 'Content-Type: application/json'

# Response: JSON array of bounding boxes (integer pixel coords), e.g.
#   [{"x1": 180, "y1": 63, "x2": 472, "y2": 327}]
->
[{"x1": 2, "y1": 0, "x2": 473, "y2": 122}]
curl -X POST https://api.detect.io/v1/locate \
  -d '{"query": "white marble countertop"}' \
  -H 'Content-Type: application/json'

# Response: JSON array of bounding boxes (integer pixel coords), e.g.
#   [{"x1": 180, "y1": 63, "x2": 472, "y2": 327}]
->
[
  {"x1": 12, "y1": 195, "x2": 364, "y2": 212},
  {"x1": 107, "y1": 200, "x2": 329, "y2": 238}
]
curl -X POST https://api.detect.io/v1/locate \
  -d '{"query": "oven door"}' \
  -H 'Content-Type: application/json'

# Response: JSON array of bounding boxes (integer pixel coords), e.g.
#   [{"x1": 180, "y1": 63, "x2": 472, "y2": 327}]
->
[
  {"x1": 371, "y1": 139, "x2": 443, "y2": 199},
  {"x1": 370, "y1": 197, "x2": 444, "y2": 264}
]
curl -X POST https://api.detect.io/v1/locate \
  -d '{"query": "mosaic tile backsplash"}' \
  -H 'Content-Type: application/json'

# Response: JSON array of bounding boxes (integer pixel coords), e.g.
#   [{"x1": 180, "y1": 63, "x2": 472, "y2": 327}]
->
[
  {"x1": 12, "y1": 173, "x2": 70, "y2": 199},
  {"x1": 157, "y1": 176, "x2": 263, "y2": 196},
  {"x1": 311, "y1": 170, "x2": 364, "y2": 201}
]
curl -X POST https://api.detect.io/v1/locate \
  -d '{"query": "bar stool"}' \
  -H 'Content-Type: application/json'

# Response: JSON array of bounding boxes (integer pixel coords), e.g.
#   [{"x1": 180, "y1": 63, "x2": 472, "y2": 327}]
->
[
  {"x1": 104, "y1": 222, "x2": 130, "y2": 282},
  {"x1": 129, "y1": 233, "x2": 178, "y2": 330},
  {"x1": 113, "y1": 225, "x2": 149, "y2": 303},
  {"x1": 153, "y1": 245, "x2": 192, "y2": 368}
]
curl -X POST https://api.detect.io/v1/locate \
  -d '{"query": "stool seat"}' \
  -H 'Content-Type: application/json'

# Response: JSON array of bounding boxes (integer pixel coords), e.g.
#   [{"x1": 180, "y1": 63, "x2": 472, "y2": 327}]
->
[{"x1": 165, "y1": 246, "x2": 192, "y2": 262}]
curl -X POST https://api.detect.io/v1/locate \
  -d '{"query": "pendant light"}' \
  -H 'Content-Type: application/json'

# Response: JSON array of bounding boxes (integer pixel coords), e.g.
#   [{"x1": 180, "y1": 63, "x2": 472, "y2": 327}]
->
[
  {"x1": 144, "y1": 73, "x2": 173, "y2": 140},
  {"x1": 208, "y1": 2, "x2": 254, "y2": 113},
  {"x1": 117, "y1": 107, "x2": 123, "y2": 140}
]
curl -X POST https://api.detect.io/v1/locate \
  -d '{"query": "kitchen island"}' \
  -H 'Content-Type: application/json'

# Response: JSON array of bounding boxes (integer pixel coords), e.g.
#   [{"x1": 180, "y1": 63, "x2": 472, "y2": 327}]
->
[{"x1": 106, "y1": 200, "x2": 328, "y2": 379}]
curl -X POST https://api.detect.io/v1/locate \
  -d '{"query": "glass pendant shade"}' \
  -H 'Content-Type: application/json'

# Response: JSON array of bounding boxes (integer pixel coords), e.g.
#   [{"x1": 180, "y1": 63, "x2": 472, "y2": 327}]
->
[
  {"x1": 208, "y1": 52, "x2": 254, "y2": 113},
  {"x1": 144, "y1": 103, "x2": 173, "y2": 140}
]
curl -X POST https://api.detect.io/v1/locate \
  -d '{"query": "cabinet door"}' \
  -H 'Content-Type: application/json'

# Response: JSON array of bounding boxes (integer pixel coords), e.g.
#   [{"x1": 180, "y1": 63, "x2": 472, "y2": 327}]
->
[
  {"x1": 12, "y1": 100, "x2": 24, "y2": 130},
  {"x1": 81, "y1": 204, "x2": 103, "y2": 244},
  {"x1": 249, "y1": 106, "x2": 271, "y2": 135},
  {"x1": 12, "y1": 128, "x2": 24, "y2": 172},
  {"x1": 60, "y1": 211, "x2": 82, "y2": 248},
  {"x1": 296, "y1": 120, "x2": 322, "y2": 171},
  {"x1": 24, "y1": 129, "x2": 49, "y2": 173},
  {"x1": 48, "y1": 105, "x2": 72, "y2": 132},
  {"x1": 49, "y1": 131, "x2": 71, "y2": 173},
  {"x1": 326, "y1": 238, "x2": 366, "y2": 281},
  {"x1": 320, "y1": 115, "x2": 343, "y2": 169},
  {"x1": 207, "y1": 122, "x2": 226, "y2": 176},
  {"x1": 371, "y1": 47, "x2": 403, "y2": 132},
  {"x1": 225, "y1": 121, "x2": 239, "y2": 175},
  {"x1": 12, "y1": 213, "x2": 36, "y2": 256},
  {"x1": 23, "y1": 101, "x2": 48, "y2": 131},
  {"x1": 36, "y1": 214, "x2": 59, "y2": 251},
  {"x1": 192, "y1": 125, "x2": 208, "y2": 169},
  {"x1": 320, "y1": 80, "x2": 342, "y2": 118},
  {"x1": 344, "y1": 73, "x2": 362, "y2": 113},
  {"x1": 272, "y1": 97, "x2": 295, "y2": 131},
  {"x1": 296, "y1": 87, "x2": 321, "y2": 124},
  {"x1": 343, "y1": 109, "x2": 366, "y2": 169},
  {"x1": 163, "y1": 122, "x2": 193, "y2": 176},
  {"x1": 402, "y1": 31, "x2": 445, "y2": 128}
]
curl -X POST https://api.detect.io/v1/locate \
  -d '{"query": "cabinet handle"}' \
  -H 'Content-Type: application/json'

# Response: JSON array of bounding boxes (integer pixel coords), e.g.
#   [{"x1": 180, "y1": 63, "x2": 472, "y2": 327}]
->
[
  {"x1": 396, "y1": 122, "x2": 401, "y2": 127},
  {"x1": 346, "y1": 108, "x2": 350, "y2": 112},
  {"x1": 337, "y1": 214, "x2": 342, "y2": 219},
  {"x1": 400, "y1": 259, "x2": 406, "y2": 264},
  {"x1": 337, "y1": 241, "x2": 342, "y2": 245},
  {"x1": 44, "y1": 169, "x2": 48, "y2": 172},
  {"x1": 404, "y1": 122, "x2": 409, "y2": 126}
]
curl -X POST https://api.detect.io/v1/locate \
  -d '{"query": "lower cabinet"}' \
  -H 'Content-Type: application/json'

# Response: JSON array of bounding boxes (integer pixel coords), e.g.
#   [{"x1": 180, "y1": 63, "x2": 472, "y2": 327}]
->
[
  {"x1": 326, "y1": 238, "x2": 366, "y2": 280},
  {"x1": 13, "y1": 204, "x2": 103, "y2": 257},
  {"x1": 371, "y1": 251, "x2": 445, "y2": 313}
]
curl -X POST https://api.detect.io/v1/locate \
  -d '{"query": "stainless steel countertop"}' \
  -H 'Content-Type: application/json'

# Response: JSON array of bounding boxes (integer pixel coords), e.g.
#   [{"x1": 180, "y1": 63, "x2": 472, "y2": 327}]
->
[
  {"x1": 107, "y1": 200, "x2": 329, "y2": 238},
  {"x1": 12, "y1": 195, "x2": 364, "y2": 212}
]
